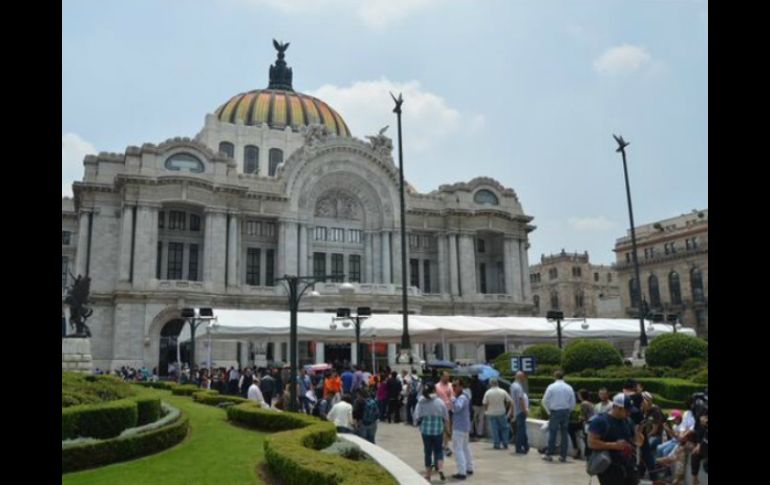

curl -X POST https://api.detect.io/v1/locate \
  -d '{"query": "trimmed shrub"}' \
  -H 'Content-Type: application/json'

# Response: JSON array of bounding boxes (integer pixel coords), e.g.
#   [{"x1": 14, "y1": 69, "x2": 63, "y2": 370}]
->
[
  {"x1": 62, "y1": 399, "x2": 138, "y2": 440},
  {"x1": 62, "y1": 412, "x2": 189, "y2": 473},
  {"x1": 492, "y1": 352, "x2": 520, "y2": 374},
  {"x1": 62, "y1": 372, "x2": 135, "y2": 406},
  {"x1": 171, "y1": 384, "x2": 205, "y2": 396},
  {"x1": 192, "y1": 390, "x2": 248, "y2": 406},
  {"x1": 531, "y1": 364, "x2": 561, "y2": 376},
  {"x1": 692, "y1": 369, "x2": 708, "y2": 385},
  {"x1": 321, "y1": 440, "x2": 366, "y2": 460},
  {"x1": 134, "y1": 381, "x2": 177, "y2": 390},
  {"x1": 645, "y1": 333, "x2": 708, "y2": 369},
  {"x1": 135, "y1": 397, "x2": 162, "y2": 425},
  {"x1": 228, "y1": 403, "x2": 396, "y2": 484},
  {"x1": 562, "y1": 339, "x2": 622, "y2": 373},
  {"x1": 522, "y1": 344, "x2": 562, "y2": 366},
  {"x1": 525, "y1": 376, "x2": 704, "y2": 403}
]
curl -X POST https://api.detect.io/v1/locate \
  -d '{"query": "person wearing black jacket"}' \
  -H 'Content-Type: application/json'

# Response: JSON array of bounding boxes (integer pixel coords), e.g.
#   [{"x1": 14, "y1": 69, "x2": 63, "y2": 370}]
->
[
  {"x1": 260, "y1": 372, "x2": 276, "y2": 407},
  {"x1": 386, "y1": 371, "x2": 403, "y2": 423},
  {"x1": 470, "y1": 376, "x2": 487, "y2": 439}
]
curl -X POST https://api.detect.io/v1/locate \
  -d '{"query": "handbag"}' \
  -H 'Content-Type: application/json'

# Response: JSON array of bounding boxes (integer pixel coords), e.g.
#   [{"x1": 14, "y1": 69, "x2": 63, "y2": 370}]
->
[{"x1": 586, "y1": 450, "x2": 611, "y2": 476}]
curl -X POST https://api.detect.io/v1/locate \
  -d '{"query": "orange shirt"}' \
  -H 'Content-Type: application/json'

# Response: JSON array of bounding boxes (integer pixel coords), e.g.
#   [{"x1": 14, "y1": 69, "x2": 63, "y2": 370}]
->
[{"x1": 324, "y1": 376, "x2": 342, "y2": 398}]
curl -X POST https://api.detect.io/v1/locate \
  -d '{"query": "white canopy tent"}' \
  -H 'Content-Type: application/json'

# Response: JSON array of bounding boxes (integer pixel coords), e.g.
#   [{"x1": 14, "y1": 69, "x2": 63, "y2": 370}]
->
[{"x1": 178, "y1": 309, "x2": 695, "y2": 343}]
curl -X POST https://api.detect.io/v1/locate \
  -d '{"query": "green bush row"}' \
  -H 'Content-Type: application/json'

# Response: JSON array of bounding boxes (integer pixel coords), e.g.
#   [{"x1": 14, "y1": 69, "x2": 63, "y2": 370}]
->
[
  {"x1": 62, "y1": 399, "x2": 138, "y2": 440},
  {"x1": 134, "y1": 381, "x2": 178, "y2": 390},
  {"x1": 171, "y1": 384, "x2": 204, "y2": 396},
  {"x1": 62, "y1": 372, "x2": 136, "y2": 407},
  {"x1": 562, "y1": 339, "x2": 623, "y2": 373},
  {"x1": 227, "y1": 403, "x2": 396, "y2": 484},
  {"x1": 524, "y1": 376, "x2": 705, "y2": 401},
  {"x1": 192, "y1": 390, "x2": 248, "y2": 406},
  {"x1": 62, "y1": 412, "x2": 189, "y2": 473},
  {"x1": 645, "y1": 333, "x2": 708, "y2": 368},
  {"x1": 135, "y1": 397, "x2": 162, "y2": 425}
]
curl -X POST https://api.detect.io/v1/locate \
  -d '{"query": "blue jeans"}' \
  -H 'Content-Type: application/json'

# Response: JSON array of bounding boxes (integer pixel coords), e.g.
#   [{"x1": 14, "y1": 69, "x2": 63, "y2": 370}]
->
[
  {"x1": 488, "y1": 414, "x2": 509, "y2": 449},
  {"x1": 657, "y1": 439, "x2": 678, "y2": 458},
  {"x1": 547, "y1": 409, "x2": 570, "y2": 459},
  {"x1": 378, "y1": 399, "x2": 388, "y2": 420},
  {"x1": 422, "y1": 433, "x2": 444, "y2": 469},
  {"x1": 515, "y1": 412, "x2": 529, "y2": 453},
  {"x1": 357, "y1": 422, "x2": 377, "y2": 444}
]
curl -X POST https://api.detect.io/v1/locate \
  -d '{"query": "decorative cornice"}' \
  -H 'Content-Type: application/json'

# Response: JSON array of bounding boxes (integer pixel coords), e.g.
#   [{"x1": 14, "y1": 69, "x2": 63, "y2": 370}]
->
[{"x1": 436, "y1": 177, "x2": 518, "y2": 200}]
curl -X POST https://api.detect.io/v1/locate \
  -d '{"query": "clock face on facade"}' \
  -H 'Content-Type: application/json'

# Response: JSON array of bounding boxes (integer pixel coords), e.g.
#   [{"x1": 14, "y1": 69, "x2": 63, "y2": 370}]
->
[{"x1": 165, "y1": 153, "x2": 205, "y2": 173}]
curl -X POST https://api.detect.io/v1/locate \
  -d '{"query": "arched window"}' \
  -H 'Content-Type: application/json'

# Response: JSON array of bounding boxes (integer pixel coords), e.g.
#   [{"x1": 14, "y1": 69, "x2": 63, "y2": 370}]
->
[
  {"x1": 269, "y1": 148, "x2": 283, "y2": 176},
  {"x1": 164, "y1": 152, "x2": 204, "y2": 173},
  {"x1": 474, "y1": 189, "x2": 499, "y2": 206},
  {"x1": 648, "y1": 274, "x2": 661, "y2": 308},
  {"x1": 669, "y1": 271, "x2": 682, "y2": 305},
  {"x1": 218, "y1": 142, "x2": 234, "y2": 159},
  {"x1": 629, "y1": 278, "x2": 641, "y2": 308},
  {"x1": 244, "y1": 145, "x2": 259, "y2": 174},
  {"x1": 691, "y1": 267, "x2": 705, "y2": 302},
  {"x1": 575, "y1": 290, "x2": 584, "y2": 308},
  {"x1": 550, "y1": 292, "x2": 559, "y2": 310}
]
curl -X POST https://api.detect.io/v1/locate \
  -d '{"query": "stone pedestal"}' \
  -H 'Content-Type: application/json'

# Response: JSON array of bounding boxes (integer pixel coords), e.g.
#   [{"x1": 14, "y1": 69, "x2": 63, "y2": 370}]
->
[{"x1": 62, "y1": 337, "x2": 93, "y2": 373}]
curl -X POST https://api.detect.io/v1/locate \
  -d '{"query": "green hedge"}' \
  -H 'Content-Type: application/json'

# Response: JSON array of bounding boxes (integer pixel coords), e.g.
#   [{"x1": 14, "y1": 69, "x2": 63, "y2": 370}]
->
[
  {"x1": 523, "y1": 344, "x2": 563, "y2": 365},
  {"x1": 562, "y1": 339, "x2": 622, "y2": 373},
  {"x1": 691, "y1": 369, "x2": 708, "y2": 385},
  {"x1": 135, "y1": 397, "x2": 162, "y2": 425},
  {"x1": 62, "y1": 412, "x2": 189, "y2": 473},
  {"x1": 227, "y1": 403, "x2": 396, "y2": 484},
  {"x1": 192, "y1": 390, "x2": 248, "y2": 406},
  {"x1": 62, "y1": 373, "x2": 136, "y2": 407},
  {"x1": 492, "y1": 352, "x2": 519, "y2": 374},
  {"x1": 171, "y1": 384, "x2": 204, "y2": 396},
  {"x1": 134, "y1": 381, "x2": 178, "y2": 390},
  {"x1": 62, "y1": 399, "x2": 138, "y2": 440},
  {"x1": 645, "y1": 333, "x2": 708, "y2": 368},
  {"x1": 525, "y1": 376, "x2": 705, "y2": 402}
]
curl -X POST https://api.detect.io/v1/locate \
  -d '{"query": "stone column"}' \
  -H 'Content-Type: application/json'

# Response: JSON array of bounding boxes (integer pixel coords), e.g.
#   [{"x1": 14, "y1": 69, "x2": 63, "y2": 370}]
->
[
  {"x1": 437, "y1": 234, "x2": 449, "y2": 294},
  {"x1": 315, "y1": 342, "x2": 325, "y2": 364},
  {"x1": 227, "y1": 214, "x2": 239, "y2": 287},
  {"x1": 417, "y1": 257, "x2": 425, "y2": 291},
  {"x1": 283, "y1": 221, "x2": 298, "y2": 275},
  {"x1": 412, "y1": 343, "x2": 421, "y2": 360},
  {"x1": 275, "y1": 222, "x2": 286, "y2": 278},
  {"x1": 504, "y1": 237, "x2": 516, "y2": 299},
  {"x1": 520, "y1": 238, "x2": 532, "y2": 301},
  {"x1": 118, "y1": 205, "x2": 134, "y2": 282},
  {"x1": 448, "y1": 234, "x2": 460, "y2": 296},
  {"x1": 372, "y1": 231, "x2": 382, "y2": 283},
  {"x1": 133, "y1": 206, "x2": 158, "y2": 287},
  {"x1": 509, "y1": 238, "x2": 523, "y2": 302},
  {"x1": 275, "y1": 339, "x2": 284, "y2": 362},
  {"x1": 298, "y1": 223, "x2": 308, "y2": 276},
  {"x1": 204, "y1": 210, "x2": 227, "y2": 288},
  {"x1": 459, "y1": 234, "x2": 477, "y2": 296},
  {"x1": 381, "y1": 231, "x2": 392, "y2": 284},
  {"x1": 392, "y1": 230, "x2": 403, "y2": 285},
  {"x1": 387, "y1": 343, "x2": 397, "y2": 366},
  {"x1": 351, "y1": 341, "x2": 358, "y2": 366},
  {"x1": 364, "y1": 232, "x2": 374, "y2": 283},
  {"x1": 75, "y1": 210, "x2": 91, "y2": 277}
]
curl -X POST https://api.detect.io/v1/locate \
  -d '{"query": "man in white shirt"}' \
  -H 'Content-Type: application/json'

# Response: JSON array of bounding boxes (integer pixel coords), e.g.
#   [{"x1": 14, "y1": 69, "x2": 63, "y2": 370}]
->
[
  {"x1": 541, "y1": 370, "x2": 576, "y2": 463},
  {"x1": 327, "y1": 393, "x2": 355, "y2": 433},
  {"x1": 247, "y1": 379, "x2": 265, "y2": 407},
  {"x1": 482, "y1": 378, "x2": 512, "y2": 450}
]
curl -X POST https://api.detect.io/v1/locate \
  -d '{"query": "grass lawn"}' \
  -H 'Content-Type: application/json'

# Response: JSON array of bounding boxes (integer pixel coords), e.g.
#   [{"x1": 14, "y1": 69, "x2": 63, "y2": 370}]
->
[{"x1": 62, "y1": 386, "x2": 267, "y2": 485}]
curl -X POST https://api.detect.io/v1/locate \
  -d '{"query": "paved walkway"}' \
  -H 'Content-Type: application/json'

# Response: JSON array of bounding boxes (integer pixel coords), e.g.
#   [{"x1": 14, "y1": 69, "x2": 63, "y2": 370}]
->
[{"x1": 374, "y1": 422, "x2": 590, "y2": 485}]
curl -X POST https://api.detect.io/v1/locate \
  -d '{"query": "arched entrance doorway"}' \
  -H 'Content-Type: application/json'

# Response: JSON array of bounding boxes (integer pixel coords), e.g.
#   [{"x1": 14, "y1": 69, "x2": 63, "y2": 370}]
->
[{"x1": 159, "y1": 319, "x2": 189, "y2": 376}]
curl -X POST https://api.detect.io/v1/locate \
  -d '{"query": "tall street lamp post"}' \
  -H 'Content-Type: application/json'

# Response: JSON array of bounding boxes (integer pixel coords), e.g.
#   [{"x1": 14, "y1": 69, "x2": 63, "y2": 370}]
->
[
  {"x1": 613, "y1": 134, "x2": 648, "y2": 348},
  {"x1": 391, "y1": 91, "x2": 411, "y2": 363},
  {"x1": 330, "y1": 307, "x2": 372, "y2": 366},
  {"x1": 275, "y1": 274, "x2": 336, "y2": 412}
]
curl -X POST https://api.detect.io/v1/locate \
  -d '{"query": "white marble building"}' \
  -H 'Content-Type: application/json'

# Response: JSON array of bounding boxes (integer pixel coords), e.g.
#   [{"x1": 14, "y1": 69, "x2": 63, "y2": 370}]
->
[{"x1": 62, "y1": 43, "x2": 534, "y2": 373}]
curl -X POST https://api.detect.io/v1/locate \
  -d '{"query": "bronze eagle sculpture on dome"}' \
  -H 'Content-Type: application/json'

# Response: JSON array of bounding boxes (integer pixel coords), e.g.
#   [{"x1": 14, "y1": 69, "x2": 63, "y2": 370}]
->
[{"x1": 273, "y1": 39, "x2": 290, "y2": 57}]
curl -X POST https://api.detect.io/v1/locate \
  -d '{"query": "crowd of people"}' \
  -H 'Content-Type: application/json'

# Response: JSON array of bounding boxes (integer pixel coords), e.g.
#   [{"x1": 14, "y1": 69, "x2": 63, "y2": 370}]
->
[
  {"x1": 101, "y1": 363, "x2": 707, "y2": 484},
  {"x1": 539, "y1": 372, "x2": 709, "y2": 485}
]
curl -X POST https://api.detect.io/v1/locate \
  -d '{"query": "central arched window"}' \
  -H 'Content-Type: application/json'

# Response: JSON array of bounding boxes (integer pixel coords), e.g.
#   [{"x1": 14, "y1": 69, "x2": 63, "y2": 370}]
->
[
  {"x1": 648, "y1": 274, "x2": 661, "y2": 308},
  {"x1": 669, "y1": 271, "x2": 682, "y2": 305},
  {"x1": 474, "y1": 189, "x2": 499, "y2": 205},
  {"x1": 218, "y1": 142, "x2": 234, "y2": 159},
  {"x1": 165, "y1": 153, "x2": 204, "y2": 173},
  {"x1": 269, "y1": 148, "x2": 283, "y2": 176},
  {"x1": 244, "y1": 145, "x2": 259, "y2": 174},
  {"x1": 691, "y1": 267, "x2": 705, "y2": 302}
]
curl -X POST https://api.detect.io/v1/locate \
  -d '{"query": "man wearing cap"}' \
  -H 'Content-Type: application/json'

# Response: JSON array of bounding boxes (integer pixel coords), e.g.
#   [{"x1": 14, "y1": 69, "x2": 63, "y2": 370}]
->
[
  {"x1": 638, "y1": 392, "x2": 664, "y2": 481},
  {"x1": 588, "y1": 393, "x2": 644, "y2": 485},
  {"x1": 542, "y1": 370, "x2": 576, "y2": 462}
]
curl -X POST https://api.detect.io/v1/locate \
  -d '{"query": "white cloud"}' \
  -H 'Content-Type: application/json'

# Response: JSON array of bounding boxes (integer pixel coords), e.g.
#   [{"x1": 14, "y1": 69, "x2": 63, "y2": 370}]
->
[
  {"x1": 62, "y1": 133, "x2": 96, "y2": 197},
  {"x1": 308, "y1": 78, "x2": 482, "y2": 152},
  {"x1": 233, "y1": 0, "x2": 439, "y2": 30},
  {"x1": 568, "y1": 216, "x2": 617, "y2": 232},
  {"x1": 593, "y1": 45, "x2": 652, "y2": 75}
]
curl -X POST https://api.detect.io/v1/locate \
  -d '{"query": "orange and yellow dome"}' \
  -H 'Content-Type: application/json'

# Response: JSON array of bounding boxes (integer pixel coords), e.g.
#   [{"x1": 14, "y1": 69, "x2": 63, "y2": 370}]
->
[{"x1": 215, "y1": 89, "x2": 351, "y2": 137}]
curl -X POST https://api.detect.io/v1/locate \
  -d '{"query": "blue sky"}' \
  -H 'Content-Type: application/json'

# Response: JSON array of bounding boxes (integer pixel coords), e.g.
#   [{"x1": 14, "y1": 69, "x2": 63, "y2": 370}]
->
[{"x1": 62, "y1": 0, "x2": 708, "y2": 265}]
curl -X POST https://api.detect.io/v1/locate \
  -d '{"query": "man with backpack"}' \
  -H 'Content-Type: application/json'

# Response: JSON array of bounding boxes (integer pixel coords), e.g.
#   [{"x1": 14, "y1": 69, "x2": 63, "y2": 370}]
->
[
  {"x1": 353, "y1": 388, "x2": 379, "y2": 444},
  {"x1": 407, "y1": 368, "x2": 422, "y2": 425},
  {"x1": 587, "y1": 393, "x2": 644, "y2": 485}
]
